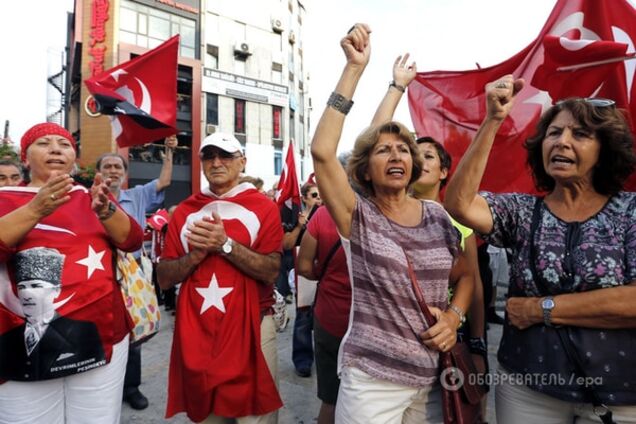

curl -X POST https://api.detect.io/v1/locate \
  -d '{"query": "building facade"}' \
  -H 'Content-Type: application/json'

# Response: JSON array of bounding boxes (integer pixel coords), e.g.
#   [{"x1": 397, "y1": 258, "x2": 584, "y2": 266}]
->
[{"x1": 66, "y1": 0, "x2": 311, "y2": 204}]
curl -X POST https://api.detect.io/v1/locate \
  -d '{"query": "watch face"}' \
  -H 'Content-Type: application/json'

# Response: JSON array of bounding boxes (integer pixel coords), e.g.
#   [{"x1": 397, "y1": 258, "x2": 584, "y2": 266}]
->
[
  {"x1": 222, "y1": 239, "x2": 232, "y2": 254},
  {"x1": 542, "y1": 298, "x2": 555, "y2": 309}
]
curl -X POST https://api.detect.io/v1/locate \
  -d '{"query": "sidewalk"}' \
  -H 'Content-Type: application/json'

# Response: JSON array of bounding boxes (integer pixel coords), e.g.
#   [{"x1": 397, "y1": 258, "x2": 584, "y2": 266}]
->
[{"x1": 121, "y1": 306, "x2": 503, "y2": 423}]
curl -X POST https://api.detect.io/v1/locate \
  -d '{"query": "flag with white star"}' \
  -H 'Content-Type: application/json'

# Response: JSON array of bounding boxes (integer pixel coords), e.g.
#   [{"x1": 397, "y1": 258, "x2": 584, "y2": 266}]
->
[
  {"x1": 161, "y1": 184, "x2": 284, "y2": 422},
  {"x1": 0, "y1": 185, "x2": 143, "y2": 380}
]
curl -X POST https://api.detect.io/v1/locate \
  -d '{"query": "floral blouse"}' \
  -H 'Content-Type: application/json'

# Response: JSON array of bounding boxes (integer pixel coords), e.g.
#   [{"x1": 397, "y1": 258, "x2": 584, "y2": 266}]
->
[{"x1": 479, "y1": 191, "x2": 636, "y2": 405}]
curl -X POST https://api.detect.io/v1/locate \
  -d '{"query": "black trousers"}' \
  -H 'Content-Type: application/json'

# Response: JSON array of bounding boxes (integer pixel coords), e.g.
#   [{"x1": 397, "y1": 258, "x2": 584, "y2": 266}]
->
[{"x1": 124, "y1": 344, "x2": 141, "y2": 393}]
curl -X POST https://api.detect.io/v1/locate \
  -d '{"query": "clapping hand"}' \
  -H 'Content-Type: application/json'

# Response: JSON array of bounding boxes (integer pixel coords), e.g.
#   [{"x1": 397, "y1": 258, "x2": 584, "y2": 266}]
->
[
  {"x1": 91, "y1": 173, "x2": 112, "y2": 217},
  {"x1": 28, "y1": 171, "x2": 74, "y2": 218}
]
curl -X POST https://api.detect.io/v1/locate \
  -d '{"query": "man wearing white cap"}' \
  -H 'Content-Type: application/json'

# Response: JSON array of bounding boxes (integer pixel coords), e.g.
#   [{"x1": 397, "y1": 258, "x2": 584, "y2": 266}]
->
[{"x1": 157, "y1": 133, "x2": 284, "y2": 423}]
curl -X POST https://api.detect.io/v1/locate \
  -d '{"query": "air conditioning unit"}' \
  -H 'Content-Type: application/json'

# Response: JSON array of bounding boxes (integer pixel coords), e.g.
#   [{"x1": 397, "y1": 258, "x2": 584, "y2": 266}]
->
[
  {"x1": 271, "y1": 17, "x2": 284, "y2": 33},
  {"x1": 206, "y1": 124, "x2": 217, "y2": 135},
  {"x1": 234, "y1": 41, "x2": 252, "y2": 56},
  {"x1": 288, "y1": 31, "x2": 296, "y2": 44}
]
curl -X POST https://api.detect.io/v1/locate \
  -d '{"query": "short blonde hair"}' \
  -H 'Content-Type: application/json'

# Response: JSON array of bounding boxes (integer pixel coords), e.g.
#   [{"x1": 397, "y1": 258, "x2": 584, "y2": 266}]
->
[{"x1": 347, "y1": 121, "x2": 422, "y2": 196}]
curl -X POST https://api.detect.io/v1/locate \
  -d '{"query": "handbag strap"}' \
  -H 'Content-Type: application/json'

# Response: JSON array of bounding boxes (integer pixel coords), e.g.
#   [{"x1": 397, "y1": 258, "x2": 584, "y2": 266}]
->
[
  {"x1": 402, "y1": 246, "x2": 437, "y2": 329},
  {"x1": 528, "y1": 197, "x2": 615, "y2": 424}
]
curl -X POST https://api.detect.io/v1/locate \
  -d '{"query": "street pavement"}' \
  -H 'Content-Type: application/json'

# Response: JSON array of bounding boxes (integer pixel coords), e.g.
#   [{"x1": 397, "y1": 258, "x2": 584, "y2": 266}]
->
[{"x1": 121, "y1": 304, "x2": 504, "y2": 423}]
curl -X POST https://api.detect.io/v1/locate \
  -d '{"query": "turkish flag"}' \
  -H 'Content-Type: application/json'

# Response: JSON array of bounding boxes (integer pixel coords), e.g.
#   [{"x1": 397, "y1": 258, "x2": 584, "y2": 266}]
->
[
  {"x1": 275, "y1": 140, "x2": 301, "y2": 209},
  {"x1": 162, "y1": 186, "x2": 283, "y2": 421},
  {"x1": 146, "y1": 209, "x2": 170, "y2": 231},
  {"x1": 532, "y1": 36, "x2": 629, "y2": 100},
  {"x1": 84, "y1": 36, "x2": 179, "y2": 148},
  {"x1": 408, "y1": 0, "x2": 636, "y2": 194}
]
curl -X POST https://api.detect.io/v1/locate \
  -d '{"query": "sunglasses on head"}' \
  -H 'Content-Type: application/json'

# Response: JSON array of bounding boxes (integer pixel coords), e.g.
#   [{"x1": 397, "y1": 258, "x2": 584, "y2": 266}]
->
[
  {"x1": 556, "y1": 98, "x2": 616, "y2": 108},
  {"x1": 199, "y1": 149, "x2": 240, "y2": 161}
]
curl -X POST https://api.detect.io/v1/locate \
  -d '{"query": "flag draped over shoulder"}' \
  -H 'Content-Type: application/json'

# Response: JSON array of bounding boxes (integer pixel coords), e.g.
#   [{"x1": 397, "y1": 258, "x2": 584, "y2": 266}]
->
[
  {"x1": 162, "y1": 186, "x2": 283, "y2": 421},
  {"x1": 84, "y1": 36, "x2": 179, "y2": 148},
  {"x1": 408, "y1": 0, "x2": 636, "y2": 194}
]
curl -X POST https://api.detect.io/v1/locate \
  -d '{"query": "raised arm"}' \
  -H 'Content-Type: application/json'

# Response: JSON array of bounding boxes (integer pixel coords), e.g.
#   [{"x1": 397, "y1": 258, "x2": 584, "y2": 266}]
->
[
  {"x1": 370, "y1": 53, "x2": 416, "y2": 126},
  {"x1": 156, "y1": 135, "x2": 178, "y2": 192},
  {"x1": 311, "y1": 23, "x2": 371, "y2": 239},
  {"x1": 443, "y1": 75, "x2": 524, "y2": 234}
]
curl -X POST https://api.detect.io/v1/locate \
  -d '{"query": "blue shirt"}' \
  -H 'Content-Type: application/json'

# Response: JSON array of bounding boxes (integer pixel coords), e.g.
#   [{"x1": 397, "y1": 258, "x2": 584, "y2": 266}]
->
[{"x1": 119, "y1": 179, "x2": 164, "y2": 257}]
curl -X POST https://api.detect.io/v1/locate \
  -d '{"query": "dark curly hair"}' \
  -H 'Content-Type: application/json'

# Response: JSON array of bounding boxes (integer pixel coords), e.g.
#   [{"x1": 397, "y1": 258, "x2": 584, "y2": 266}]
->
[
  {"x1": 416, "y1": 136, "x2": 452, "y2": 187},
  {"x1": 347, "y1": 121, "x2": 422, "y2": 196},
  {"x1": 524, "y1": 98, "x2": 636, "y2": 195}
]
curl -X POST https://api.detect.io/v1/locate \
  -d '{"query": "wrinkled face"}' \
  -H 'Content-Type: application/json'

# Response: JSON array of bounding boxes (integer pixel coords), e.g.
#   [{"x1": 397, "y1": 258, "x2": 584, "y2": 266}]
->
[
  {"x1": 414, "y1": 142, "x2": 447, "y2": 190},
  {"x1": 200, "y1": 146, "x2": 246, "y2": 195},
  {"x1": 541, "y1": 110, "x2": 601, "y2": 186},
  {"x1": 366, "y1": 133, "x2": 413, "y2": 193},
  {"x1": 303, "y1": 186, "x2": 322, "y2": 209},
  {"x1": 98, "y1": 156, "x2": 127, "y2": 191},
  {"x1": 0, "y1": 164, "x2": 22, "y2": 187},
  {"x1": 25, "y1": 135, "x2": 76, "y2": 183},
  {"x1": 17, "y1": 280, "x2": 60, "y2": 325}
]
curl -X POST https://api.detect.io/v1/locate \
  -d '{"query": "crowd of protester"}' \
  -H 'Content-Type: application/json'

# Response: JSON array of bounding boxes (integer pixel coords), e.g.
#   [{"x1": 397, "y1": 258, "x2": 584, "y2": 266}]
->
[{"x1": 1, "y1": 22, "x2": 636, "y2": 424}]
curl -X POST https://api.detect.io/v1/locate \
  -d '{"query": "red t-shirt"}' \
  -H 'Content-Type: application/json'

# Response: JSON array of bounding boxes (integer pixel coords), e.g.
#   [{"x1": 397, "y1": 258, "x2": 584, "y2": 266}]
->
[{"x1": 307, "y1": 206, "x2": 351, "y2": 338}]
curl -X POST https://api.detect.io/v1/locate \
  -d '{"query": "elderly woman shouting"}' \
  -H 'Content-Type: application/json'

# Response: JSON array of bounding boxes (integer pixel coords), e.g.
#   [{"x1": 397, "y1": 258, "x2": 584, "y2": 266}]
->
[
  {"x1": 445, "y1": 77, "x2": 636, "y2": 423},
  {"x1": 311, "y1": 24, "x2": 473, "y2": 423},
  {"x1": 0, "y1": 123, "x2": 143, "y2": 424}
]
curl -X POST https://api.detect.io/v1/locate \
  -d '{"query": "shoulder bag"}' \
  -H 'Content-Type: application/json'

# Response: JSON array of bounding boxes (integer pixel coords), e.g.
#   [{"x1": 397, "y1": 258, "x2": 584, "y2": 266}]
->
[{"x1": 404, "y1": 247, "x2": 485, "y2": 424}]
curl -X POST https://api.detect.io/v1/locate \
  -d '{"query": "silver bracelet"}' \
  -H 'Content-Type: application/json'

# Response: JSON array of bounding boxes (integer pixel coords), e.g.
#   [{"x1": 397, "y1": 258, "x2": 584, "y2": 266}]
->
[{"x1": 448, "y1": 304, "x2": 466, "y2": 327}]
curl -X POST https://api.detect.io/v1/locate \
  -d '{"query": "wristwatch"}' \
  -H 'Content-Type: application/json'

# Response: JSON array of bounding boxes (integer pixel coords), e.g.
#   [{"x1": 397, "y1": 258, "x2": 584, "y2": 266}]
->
[
  {"x1": 221, "y1": 237, "x2": 234, "y2": 255},
  {"x1": 99, "y1": 201, "x2": 117, "y2": 221},
  {"x1": 541, "y1": 296, "x2": 555, "y2": 326},
  {"x1": 389, "y1": 80, "x2": 406, "y2": 93}
]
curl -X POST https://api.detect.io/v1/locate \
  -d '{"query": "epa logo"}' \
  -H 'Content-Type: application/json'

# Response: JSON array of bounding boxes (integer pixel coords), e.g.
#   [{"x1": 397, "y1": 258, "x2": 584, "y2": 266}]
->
[{"x1": 440, "y1": 366, "x2": 464, "y2": 391}]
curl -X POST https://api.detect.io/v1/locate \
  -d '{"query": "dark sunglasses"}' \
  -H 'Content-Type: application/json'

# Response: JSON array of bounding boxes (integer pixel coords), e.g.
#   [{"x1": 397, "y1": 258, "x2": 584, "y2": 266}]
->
[
  {"x1": 199, "y1": 149, "x2": 241, "y2": 161},
  {"x1": 556, "y1": 98, "x2": 616, "y2": 108},
  {"x1": 309, "y1": 192, "x2": 320, "y2": 199}
]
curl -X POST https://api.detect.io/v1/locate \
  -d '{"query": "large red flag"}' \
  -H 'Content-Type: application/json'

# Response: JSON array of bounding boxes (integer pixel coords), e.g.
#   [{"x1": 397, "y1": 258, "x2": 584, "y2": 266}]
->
[
  {"x1": 532, "y1": 36, "x2": 629, "y2": 100},
  {"x1": 408, "y1": 0, "x2": 636, "y2": 194},
  {"x1": 84, "y1": 36, "x2": 179, "y2": 148},
  {"x1": 275, "y1": 140, "x2": 301, "y2": 209}
]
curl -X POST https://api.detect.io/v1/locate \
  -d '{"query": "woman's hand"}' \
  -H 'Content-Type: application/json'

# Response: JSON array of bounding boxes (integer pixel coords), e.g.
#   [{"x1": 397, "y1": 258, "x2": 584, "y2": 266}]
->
[
  {"x1": 420, "y1": 306, "x2": 459, "y2": 352},
  {"x1": 340, "y1": 23, "x2": 371, "y2": 69},
  {"x1": 485, "y1": 74, "x2": 524, "y2": 121},
  {"x1": 393, "y1": 53, "x2": 417, "y2": 88},
  {"x1": 91, "y1": 173, "x2": 112, "y2": 217},
  {"x1": 27, "y1": 171, "x2": 74, "y2": 219},
  {"x1": 506, "y1": 296, "x2": 542, "y2": 329}
]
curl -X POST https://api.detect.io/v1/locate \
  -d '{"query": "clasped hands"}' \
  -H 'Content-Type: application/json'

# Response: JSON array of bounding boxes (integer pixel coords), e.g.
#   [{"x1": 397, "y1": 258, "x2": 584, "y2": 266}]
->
[{"x1": 186, "y1": 212, "x2": 228, "y2": 258}]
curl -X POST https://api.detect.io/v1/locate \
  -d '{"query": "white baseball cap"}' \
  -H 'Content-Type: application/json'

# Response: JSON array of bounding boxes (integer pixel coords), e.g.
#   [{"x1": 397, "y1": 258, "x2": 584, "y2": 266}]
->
[{"x1": 199, "y1": 132, "x2": 243, "y2": 154}]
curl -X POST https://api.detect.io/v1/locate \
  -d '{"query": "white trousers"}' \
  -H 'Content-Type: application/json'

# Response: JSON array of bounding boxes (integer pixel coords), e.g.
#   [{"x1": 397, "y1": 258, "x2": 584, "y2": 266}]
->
[
  {"x1": 496, "y1": 367, "x2": 636, "y2": 423},
  {"x1": 335, "y1": 366, "x2": 443, "y2": 424},
  {"x1": 0, "y1": 335, "x2": 129, "y2": 424}
]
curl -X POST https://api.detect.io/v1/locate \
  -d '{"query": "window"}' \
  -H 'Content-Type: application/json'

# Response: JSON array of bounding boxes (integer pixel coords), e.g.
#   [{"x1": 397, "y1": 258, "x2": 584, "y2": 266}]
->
[
  {"x1": 206, "y1": 44, "x2": 218, "y2": 69},
  {"x1": 289, "y1": 110, "x2": 295, "y2": 142},
  {"x1": 119, "y1": 0, "x2": 196, "y2": 58},
  {"x1": 206, "y1": 93, "x2": 218, "y2": 126},
  {"x1": 274, "y1": 148, "x2": 283, "y2": 175},
  {"x1": 235, "y1": 99, "x2": 246, "y2": 134},
  {"x1": 273, "y1": 107, "x2": 282, "y2": 139}
]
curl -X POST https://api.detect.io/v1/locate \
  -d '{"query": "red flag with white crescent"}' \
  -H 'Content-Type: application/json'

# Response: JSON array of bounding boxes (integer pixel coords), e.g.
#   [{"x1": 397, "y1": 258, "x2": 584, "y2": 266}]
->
[
  {"x1": 84, "y1": 36, "x2": 179, "y2": 148},
  {"x1": 162, "y1": 186, "x2": 283, "y2": 421},
  {"x1": 146, "y1": 209, "x2": 170, "y2": 231},
  {"x1": 408, "y1": 0, "x2": 636, "y2": 194},
  {"x1": 274, "y1": 140, "x2": 301, "y2": 209}
]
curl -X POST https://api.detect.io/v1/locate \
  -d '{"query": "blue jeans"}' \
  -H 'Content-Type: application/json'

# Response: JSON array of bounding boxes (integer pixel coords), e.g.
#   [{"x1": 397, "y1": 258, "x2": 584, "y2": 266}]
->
[{"x1": 292, "y1": 307, "x2": 314, "y2": 371}]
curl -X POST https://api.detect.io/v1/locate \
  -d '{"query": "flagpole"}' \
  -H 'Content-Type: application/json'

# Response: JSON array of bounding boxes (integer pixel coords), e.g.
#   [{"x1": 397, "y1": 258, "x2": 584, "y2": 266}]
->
[{"x1": 557, "y1": 53, "x2": 636, "y2": 72}]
